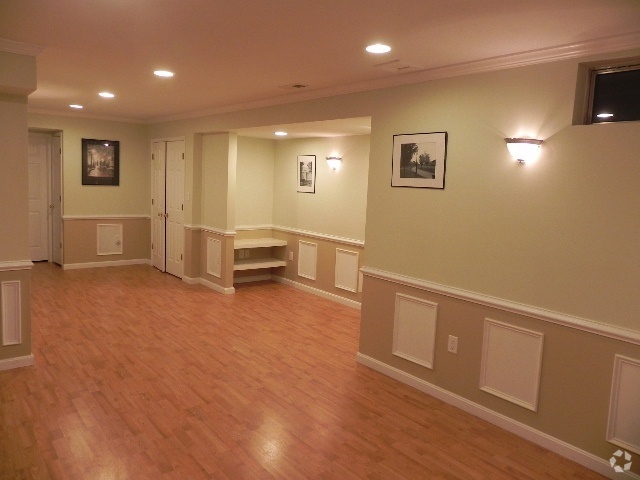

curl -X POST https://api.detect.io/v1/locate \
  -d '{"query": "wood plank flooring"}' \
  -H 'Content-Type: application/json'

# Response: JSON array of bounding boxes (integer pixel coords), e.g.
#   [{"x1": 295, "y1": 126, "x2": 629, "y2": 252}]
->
[{"x1": 0, "y1": 263, "x2": 606, "y2": 479}]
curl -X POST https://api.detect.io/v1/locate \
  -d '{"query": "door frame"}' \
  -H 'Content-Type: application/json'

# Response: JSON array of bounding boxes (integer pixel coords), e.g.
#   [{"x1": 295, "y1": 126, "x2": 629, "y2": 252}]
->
[{"x1": 28, "y1": 130, "x2": 64, "y2": 264}]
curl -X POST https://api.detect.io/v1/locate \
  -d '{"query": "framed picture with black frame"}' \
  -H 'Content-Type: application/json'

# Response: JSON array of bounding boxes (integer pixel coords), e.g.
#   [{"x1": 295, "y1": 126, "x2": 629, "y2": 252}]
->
[
  {"x1": 391, "y1": 132, "x2": 447, "y2": 189},
  {"x1": 82, "y1": 138, "x2": 120, "y2": 186},
  {"x1": 297, "y1": 155, "x2": 316, "y2": 193}
]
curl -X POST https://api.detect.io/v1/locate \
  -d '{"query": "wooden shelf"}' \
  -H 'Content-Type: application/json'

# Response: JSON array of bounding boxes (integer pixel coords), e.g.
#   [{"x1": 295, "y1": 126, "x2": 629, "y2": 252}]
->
[
  {"x1": 233, "y1": 258, "x2": 286, "y2": 271},
  {"x1": 234, "y1": 238, "x2": 287, "y2": 249},
  {"x1": 233, "y1": 237, "x2": 287, "y2": 273}
]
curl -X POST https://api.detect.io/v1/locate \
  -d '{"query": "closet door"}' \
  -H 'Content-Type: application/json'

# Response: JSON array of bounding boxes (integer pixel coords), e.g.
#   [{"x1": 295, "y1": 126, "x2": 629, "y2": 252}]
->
[
  {"x1": 151, "y1": 140, "x2": 185, "y2": 278},
  {"x1": 28, "y1": 133, "x2": 50, "y2": 261},
  {"x1": 165, "y1": 140, "x2": 185, "y2": 278},
  {"x1": 151, "y1": 141, "x2": 166, "y2": 271}
]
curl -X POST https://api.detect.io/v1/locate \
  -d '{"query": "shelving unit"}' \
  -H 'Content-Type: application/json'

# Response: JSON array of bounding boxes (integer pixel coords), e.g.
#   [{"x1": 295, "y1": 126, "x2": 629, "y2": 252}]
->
[{"x1": 233, "y1": 237, "x2": 287, "y2": 271}]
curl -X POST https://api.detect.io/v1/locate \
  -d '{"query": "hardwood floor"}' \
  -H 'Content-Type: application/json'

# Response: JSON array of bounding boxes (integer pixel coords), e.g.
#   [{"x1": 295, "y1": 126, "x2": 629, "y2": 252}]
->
[{"x1": 0, "y1": 263, "x2": 605, "y2": 479}]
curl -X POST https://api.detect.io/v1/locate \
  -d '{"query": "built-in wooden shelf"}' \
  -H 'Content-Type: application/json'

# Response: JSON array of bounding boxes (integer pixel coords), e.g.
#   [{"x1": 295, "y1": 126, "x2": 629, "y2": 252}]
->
[
  {"x1": 234, "y1": 238, "x2": 287, "y2": 249},
  {"x1": 233, "y1": 237, "x2": 287, "y2": 272}
]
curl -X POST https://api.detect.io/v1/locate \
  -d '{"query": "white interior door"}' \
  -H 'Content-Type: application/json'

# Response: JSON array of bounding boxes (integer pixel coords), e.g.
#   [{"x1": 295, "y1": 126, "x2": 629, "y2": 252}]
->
[
  {"x1": 165, "y1": 141, "x2": 185, "y2": 278},
  {"x1": 51, "y1": 135, "x2": 63, "y2": 265},
  {"x1": 151, "y1": 140, "x2": 184, "y2": 278},
  {"x1": 151, "y1": 141, "x2": 166, "y2": 271},
  {"x1": 28, "y1": 133, "x2": 50, "y2": 261}
]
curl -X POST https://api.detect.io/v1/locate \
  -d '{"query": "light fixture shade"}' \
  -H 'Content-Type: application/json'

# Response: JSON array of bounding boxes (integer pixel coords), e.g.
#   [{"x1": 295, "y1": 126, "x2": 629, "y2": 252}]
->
[
  {"x1": 326, "y1": 156, "x2": 342, "y2": 170},
  {"x1": 505, "y1": 138, "x2": 543, "y2": 163}
]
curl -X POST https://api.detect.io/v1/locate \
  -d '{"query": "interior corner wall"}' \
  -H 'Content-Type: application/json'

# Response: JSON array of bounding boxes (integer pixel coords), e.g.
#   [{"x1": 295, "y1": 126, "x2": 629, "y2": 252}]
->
[
  {"x1": 199, "y1": 132, "x2": 237, "y2": 231},
  {"x1": 273, "y1": 135, "x2": 370, "y2": 241},
  {"x1": 0, "y1": 95, "x2": 29, "y2": 261},
  {"x1": 236, "y1": 136, "x2": 275, "y2": 227}
]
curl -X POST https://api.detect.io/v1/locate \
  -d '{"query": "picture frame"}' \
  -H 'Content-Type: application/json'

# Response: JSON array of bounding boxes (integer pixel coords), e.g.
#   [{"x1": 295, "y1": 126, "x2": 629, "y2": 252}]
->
[
  {"x1": 82, "y1": 138, "x2": 120, "y2": 186},
  {"x1": 297, "y1": 155, "x2": 316, "y2": 193},
  {"x1": 391, "y1": 132, "x2": 447, "y2": 189}
]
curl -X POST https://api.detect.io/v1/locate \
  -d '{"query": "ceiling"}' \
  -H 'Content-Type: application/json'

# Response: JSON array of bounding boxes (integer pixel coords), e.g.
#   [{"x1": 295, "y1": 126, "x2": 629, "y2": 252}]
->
[{"x1": 1, "y1": 0, "x2": 639, "y2": 132}]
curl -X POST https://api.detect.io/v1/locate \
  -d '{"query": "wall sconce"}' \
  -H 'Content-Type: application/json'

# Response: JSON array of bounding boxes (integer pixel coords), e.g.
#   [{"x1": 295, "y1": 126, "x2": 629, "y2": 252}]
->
[
  {"x1": 326, "y1": 156, "x2": 343, "y2": 170},
  {"x1": 505, "y1": 138, "x2": 543, "y2": 163}
]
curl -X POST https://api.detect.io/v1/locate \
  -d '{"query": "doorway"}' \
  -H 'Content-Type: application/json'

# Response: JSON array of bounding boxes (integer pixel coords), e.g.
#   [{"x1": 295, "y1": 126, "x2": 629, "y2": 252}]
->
[
  {"x1": 151, "y1": 139, "x2": 185, "y2": 278},
  {"x1": 28, "y1": 132, "x2": 63, "y2": 265}
]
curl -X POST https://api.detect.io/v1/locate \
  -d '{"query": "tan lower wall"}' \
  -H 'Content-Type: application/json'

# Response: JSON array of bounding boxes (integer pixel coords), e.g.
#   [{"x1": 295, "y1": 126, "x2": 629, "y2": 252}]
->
[
  {"x1": 0, "y1": 268, "x2": 32, "y2": 363},
  {"x1": 199, "y1": 230, "x2": 234, "y2": 291},
  {"x1": 63, "y1": 217, "x2": 150, "y2": 266},
  {"x1": 184, "y1": 227, "x2": 201, "y2": 279},
  {"x1": 271, "y1": 229, "x2": 364, "y2": 305},
  {"x1": 359, "y1": 272, "x2": 640, "y2": 475}
]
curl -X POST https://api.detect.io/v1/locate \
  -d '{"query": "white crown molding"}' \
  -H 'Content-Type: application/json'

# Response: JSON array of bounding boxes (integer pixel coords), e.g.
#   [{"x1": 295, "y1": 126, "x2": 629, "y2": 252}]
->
[
  {"x1": 63, "y1": 215, "x2": 150, "y2": 220},
  {"x1": 149, "y1": 32, "x2": 640, "y2": 124},
  {"x1": 0, "y1": 38, "x2": 44, "y2": 57},
  {"x1": 272, "y1": 225, "x2": 364, "y2": 247},
  {"x1": 361, "y1": 266, "x2": 640, "y2": 346},
  {"x1": 235, "y1": 224, "x2": 275, "y2": 231},
  {"x1": 0, "y1": 261, "x2": 34, "y2": 272},
  {"x1": 28, "y1": 108, "x2": 144, "y2": 125}
]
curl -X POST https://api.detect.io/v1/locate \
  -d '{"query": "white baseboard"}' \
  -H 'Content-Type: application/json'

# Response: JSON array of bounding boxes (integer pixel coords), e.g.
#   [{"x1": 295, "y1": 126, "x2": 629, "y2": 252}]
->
[
  {"x1": 0, "y1": 354, "x2": 35, "y2": 371},
  {"x1": 63, "y1": 259, "x2": 151, "y2": 270},
  {"x1": 356, "y1": 353, "x2": 638, "y2": 480},
  {"x1": 183, "y1": 275, "x2": 235, "y2": 294},
  {"x1": 272, "y1": 275, "x2": 361, "y2": 309}
]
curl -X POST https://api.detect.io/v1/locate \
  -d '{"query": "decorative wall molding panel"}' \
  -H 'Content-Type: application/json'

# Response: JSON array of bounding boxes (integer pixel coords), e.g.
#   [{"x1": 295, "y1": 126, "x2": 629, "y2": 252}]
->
[
  {"x1": 298, "y1": 240, "x2": 317, "y2": 281},
  {"x1": 335, "y1": 249, "x2": 359, "y2": 293},
  {"x1": 392, "y1": 294, "x2": 438, "y2": 369},
  {"x1": 361, "y1": 267, "x2": 640, "y2": 346},
  {"x1": 607, "y1": 354, "x2": 640, "y2": 455},
  {"x1": 480, "y1": 318, "x2": 544, "y2": 412},
  {"x1": 206, "y1": 238, "x2": 222, "y2": 278},
  {"x1": 1, "y1": 280, "x2": 22, "y2": 346},
  {"x1": 97, "y1": 224, "x2": 123, "y2": 256}
]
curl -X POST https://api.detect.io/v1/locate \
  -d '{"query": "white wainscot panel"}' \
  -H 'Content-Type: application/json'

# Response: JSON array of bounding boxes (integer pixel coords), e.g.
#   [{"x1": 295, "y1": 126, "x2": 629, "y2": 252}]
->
[
  {"x1": 207, "y1": 238, "x2": 222, "y2": 278},
  {"x1": 298, "y1": 240, "x2": 317, "y2": 281},
  {"x1": 607, "y1": 354, "x2": 640, "y2": 455},
  {"x1": 97, "y1": 224, "x2": 123, "y2": 255},
  {"x1": 2, "y1": 280, "x2": 22, "y2": 346},
  {"x1": 335, "y1": 249, "x2": 359, "y2": 293},
  {"x1": 392, "y1": 294, "x2": 437, "y2": 369},
  {"x1": 480, "y1": 318, "x2": 544, "y2": 412}
]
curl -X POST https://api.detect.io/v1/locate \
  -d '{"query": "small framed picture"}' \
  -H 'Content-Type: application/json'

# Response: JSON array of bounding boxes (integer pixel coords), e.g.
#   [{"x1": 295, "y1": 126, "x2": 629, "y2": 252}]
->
[
  {"x1": 297, "y1": 155, "x2": 316, "y2": 193},
  {"x1": 82, "y1": 138, "x2": 120, "y2": 186},
  {"x1": 391, "y1": 132, "x2": 447, "y2": 189}
]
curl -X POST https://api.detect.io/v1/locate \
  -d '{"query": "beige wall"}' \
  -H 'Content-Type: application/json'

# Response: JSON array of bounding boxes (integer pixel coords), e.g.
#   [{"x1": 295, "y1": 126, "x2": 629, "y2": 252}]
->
[
  {"x1": 273, "y1": 135, "x2": 369, "y2": 241},
  {"x1": 0, "y1": 95, "x2": 30, "y2": 261},
  {"x1": 236, "y1": 136, "x2": 275, "y2": 227},
  {"x1": 199, "y1": 133, "x2": 237, "y2": 231},
  {"x1": 63, "y1": 218, "x2": 150, "y2": 265},
  {"x1": 0, "y1": 51, "x2": 36, "y2": 366},
  {"x1": 28, "y1": 113, "x2": 150, "y2": 217}
]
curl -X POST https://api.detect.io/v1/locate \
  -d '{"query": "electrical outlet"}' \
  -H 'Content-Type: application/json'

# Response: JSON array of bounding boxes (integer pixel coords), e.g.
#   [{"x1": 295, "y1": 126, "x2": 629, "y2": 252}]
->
[{"x1": 447, "y1": 335, "x2": 458, "y2": 354}]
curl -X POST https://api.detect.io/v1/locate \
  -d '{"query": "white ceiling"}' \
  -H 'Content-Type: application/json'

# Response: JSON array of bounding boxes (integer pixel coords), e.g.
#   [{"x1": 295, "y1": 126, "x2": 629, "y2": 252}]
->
[{"x1": 1, "y1": 0, "x2": 639, "y2": 134}]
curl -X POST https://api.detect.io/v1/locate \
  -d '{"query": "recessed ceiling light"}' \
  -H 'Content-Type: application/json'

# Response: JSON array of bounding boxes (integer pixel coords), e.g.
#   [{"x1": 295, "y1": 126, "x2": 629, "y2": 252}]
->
[
  {"x1": 596, "y1": 113, "x2": 614, "y2": 118},
  {"x1": 99, "y1": 92, "x2": 115, "y2": 98},
  {"x1": 154, "y1": 70, "x2": 174, "y2": 77},
  {"x1": 274, "y1": 131, "x2": 288, "y2": 136},
  {"x1": 69, "y1": 104, "x2": 83, "y2": 109},
  {"x1": 366, "y1": 43, "x2": 391, "y2": 54}
]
